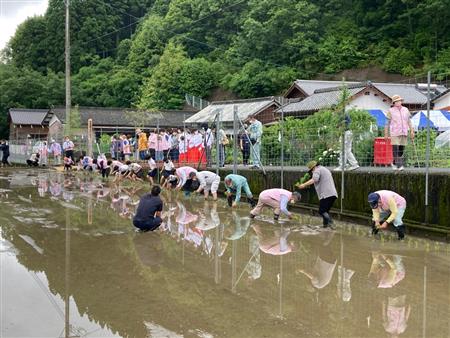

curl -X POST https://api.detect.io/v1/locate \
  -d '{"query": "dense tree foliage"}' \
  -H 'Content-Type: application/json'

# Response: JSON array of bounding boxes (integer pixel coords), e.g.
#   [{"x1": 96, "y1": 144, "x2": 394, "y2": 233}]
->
[{"x1": 1, "y1": 0, "x2": 450, "y2": 138}]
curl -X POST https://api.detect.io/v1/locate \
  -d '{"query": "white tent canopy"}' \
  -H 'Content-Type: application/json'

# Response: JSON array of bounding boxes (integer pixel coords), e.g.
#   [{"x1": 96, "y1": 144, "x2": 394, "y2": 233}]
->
[
  {"x1": 435, "y1": 130, "x2": 450, "y2": 148},
  {"x1": 411, "y1": 110, "x2": 450, "y2": 132}
]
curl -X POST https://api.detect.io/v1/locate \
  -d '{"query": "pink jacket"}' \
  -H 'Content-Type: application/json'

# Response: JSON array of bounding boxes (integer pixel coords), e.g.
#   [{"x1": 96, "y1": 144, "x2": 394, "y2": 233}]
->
[
  {"x1": 148, "y1": 133, "x2": 157, "y2": 149},
  {"x1": 155, "y1": 134, "x2": 170, "y2": 151},
  {"x1": 377, "y1": 190, "x2": 406, "y2": 210},
  {"x1": 260, "y1": 188, "x2": 292, "y2": 202},
  {"x1": 388, "y1": 106, "x2": 411, "y2": 137},
  {"x1": 176, "y1": 167, "x2": 197, "y2": 188}
]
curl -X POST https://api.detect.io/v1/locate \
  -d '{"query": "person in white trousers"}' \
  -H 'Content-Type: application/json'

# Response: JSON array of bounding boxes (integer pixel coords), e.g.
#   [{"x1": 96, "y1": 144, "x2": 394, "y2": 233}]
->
[{"x1": 335, "y1": 114, "x2": 359, "y2": 171}]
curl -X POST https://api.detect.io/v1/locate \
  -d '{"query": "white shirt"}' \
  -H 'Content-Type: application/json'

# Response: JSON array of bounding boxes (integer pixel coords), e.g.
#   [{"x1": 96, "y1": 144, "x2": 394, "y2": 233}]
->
[
  {"x1": 205, "y1": 129, "x2": 214, "y2": 147},
  {"x1": 148, "y1": 158, "x2": 157, "y2": 170},
  {"x1": 190, "y1": 132, "x2": 203, "y2": 147},
  {"x1": 119, "y1": 164, "x2": 129, "y2": 173},
  {"x1": 129, "y1": 163, "x2": 142, "y2": 173},
  {"x1": 163, "y1": 160, "x2": 174, "y2": 171}
]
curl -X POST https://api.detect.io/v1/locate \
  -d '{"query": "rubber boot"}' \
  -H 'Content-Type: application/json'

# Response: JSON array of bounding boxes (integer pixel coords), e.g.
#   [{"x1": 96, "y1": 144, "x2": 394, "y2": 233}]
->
[
  {"x1": 322, "y1": 212, "x2": 335, "y2": 229},
  {"x1": 371, "y1": 222, "x2": 379, "y2": 235},
  {"x1": 227, "y1": 195, "x2": 233, "y2": 207},
  {"x1": 248, "y1": 197, "x2": 257, "y2": 208},
  {"x1": 396, "y1": 225, "x2": 406, "y2": 240}
]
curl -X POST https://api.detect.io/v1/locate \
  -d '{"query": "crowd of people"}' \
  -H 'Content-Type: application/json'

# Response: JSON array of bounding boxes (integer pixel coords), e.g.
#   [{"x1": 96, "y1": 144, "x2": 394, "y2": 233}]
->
[
  {"x1": 131, "y1": 161, "x2": 408, "y2": 241},
  {"x1": 24, "y1": 116, "x2": 264, "y2": 170},
  {"x1": 19, "y1": 95, "x2": 414, "y2": 240}
]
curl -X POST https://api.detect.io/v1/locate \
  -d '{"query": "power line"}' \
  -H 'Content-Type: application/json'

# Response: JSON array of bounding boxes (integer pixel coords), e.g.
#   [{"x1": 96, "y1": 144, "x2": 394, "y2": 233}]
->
[{"x1": 80, "y1": 0, "x2": 247, "y2": 48}]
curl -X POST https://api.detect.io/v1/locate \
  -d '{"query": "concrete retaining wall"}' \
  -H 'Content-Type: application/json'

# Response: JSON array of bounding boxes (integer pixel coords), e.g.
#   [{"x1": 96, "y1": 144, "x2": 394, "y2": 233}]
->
[{"x1": 217, "y1": 168, "x2": 450, "y2": 236}]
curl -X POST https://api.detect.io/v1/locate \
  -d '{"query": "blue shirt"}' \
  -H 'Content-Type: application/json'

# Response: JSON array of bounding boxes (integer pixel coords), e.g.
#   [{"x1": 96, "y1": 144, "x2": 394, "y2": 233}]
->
[{"x1": 225, "y1": 174, "x2": 249, "y2": 203}]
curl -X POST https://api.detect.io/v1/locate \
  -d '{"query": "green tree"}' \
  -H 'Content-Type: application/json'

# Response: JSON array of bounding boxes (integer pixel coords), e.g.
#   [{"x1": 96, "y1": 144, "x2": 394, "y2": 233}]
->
[
  {"x1": 383, "y1": 47, "x2": 418, "y2": 75},
  {"x1": 138, "y1": 41, "x2": 188, "y2": 110},
  {"x1": 128, "y1": 15, "x2": 168, "y2": 74},
  {"x1": 222, "y1": 60, "x2": 296, "y2": 98},
  {"x1": 0, "y1": 64, "x2": 64, "y2": 138},
  {"x1": 180, "y1": 58, "x2": 216, "y2": 98},
  {"x1": 8, "y1": 16, "x2": 48, "y2": 73}
]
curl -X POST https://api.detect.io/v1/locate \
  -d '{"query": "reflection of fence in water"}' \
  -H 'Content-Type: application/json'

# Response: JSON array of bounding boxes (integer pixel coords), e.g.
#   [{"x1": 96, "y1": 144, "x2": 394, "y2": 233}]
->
[{"x1": 162, "y1": 215, "x2": 450, "y2": 336}]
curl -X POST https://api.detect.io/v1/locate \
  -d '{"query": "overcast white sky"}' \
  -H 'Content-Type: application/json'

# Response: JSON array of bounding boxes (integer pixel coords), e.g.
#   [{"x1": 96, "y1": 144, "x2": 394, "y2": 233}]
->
[{"x1": 0, "y1": 0, "x2": 49, "y2": 50}]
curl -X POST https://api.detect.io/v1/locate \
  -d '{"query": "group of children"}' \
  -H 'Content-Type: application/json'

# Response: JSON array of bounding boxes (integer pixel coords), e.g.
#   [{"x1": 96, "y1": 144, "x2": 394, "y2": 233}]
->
[{"x1": 62, "y1": 153, "x2": 178, "y2": 186}]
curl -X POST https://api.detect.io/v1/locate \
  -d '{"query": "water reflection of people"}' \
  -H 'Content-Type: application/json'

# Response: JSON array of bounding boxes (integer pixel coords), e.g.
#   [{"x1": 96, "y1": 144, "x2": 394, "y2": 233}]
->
[
  {"x1": 246, "y1": 234, "x2": 262, "y2": 281},
  {"x1": 382, "y1": 295, "x2": 411, "y2": 337},
  {"x1": 368, "y1": 253, "x2": 405, "y2": 289},
  {"x1": 367, "y1": 253, "x2": 409, "y2": 337},
  {"x1": 336, "y1": 266, "x2": 355, "y2": 302},
  {"x1": 133, "y1": 233, "x2": 163, "y2": 273},
  {"x1": 297, "y1": 232, "x2": 337, "y2": 290},
  {"x1": 226, "y1": 211, "x2": 250, "y2": 241},
  {"x1": 252, "y1": 224, "x2": 294, "y2": 256},
  {"x1": 133, "y1": 186, "x2": 163, "y2": 232}
]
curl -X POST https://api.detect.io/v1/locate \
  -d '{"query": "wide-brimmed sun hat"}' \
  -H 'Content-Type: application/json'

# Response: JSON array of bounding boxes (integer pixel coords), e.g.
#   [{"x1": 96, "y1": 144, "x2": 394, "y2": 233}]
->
[
  {"x1": 391, "y1": 95, "x2": 403, "y2": 103},
  {"x1": 306, "y1": 160, "x2": 317, "y2": 170}
]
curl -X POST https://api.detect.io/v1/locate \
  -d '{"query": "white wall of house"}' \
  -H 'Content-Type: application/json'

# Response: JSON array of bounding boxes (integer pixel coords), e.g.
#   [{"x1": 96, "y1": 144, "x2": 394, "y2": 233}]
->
[
  {"x1": 433, "y1": 92, "x2": 450, "y2": 110},
  {"x1": 346, "y1": 90, "x2": 391, "y2": 112}
]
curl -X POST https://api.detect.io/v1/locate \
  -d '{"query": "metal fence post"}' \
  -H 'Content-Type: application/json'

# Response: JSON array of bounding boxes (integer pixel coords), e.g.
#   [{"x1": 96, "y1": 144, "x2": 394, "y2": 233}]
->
[
  {"x1": 280, "y1": 105, "x2": 284, "y2": 189},
  {"x1": 157, "y1": 118, "x2": 160, "y2": 182},
  {"x1": 425, "y1": 71, "x2": 431, "y2": 207},
  {"x1": 340, "y1": 94, "x2": 346, "y2": 214},
  {"x1": 216, "y1": 110, "x2": 221, "y2": 176},
  {"x1": 183, "y1": 115, "x2": 186, "y2": 166},
  {"x1": 233, "y1": 105, "x2": 238, "y2": 174}
]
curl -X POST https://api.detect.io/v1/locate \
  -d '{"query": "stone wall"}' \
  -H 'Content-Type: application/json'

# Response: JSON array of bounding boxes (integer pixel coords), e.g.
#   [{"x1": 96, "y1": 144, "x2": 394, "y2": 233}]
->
[{"x1": 218, "y1": 168, "x2": 450, "y2": 235}]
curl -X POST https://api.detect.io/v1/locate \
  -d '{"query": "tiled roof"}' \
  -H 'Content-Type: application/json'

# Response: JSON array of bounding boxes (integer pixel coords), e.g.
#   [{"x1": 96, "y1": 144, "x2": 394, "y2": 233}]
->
[
  {"x1": 293, "y1": 80, "x2": 443, "y2": 105},
  {"x1": 294, "y1": 80, "x2": 360, "y2": 96},
  {"x1": 281, "y1": 87, "x2": 364, "y2": 114},
  {"x1": 184, "y1": 97, "x2": 280, "y2": 124},
  {"x1": 432, "y1": 89, "x2": 450, "y2": 102},
  {"x1": 372, "y1": 83, "x2": 426, "y2": 105},
  {"x1": 51, "y1": 107, "x2": 196, "y2": 128},
  {"x1": 9, "y1": 108, "x2": 50, "y2": 125}
]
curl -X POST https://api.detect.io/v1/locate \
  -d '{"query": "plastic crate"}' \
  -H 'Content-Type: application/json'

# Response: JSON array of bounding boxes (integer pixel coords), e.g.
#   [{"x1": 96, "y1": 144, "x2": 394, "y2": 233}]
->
[{"x1": 373, "y1": 137, "x2": 393, "y2": 165}]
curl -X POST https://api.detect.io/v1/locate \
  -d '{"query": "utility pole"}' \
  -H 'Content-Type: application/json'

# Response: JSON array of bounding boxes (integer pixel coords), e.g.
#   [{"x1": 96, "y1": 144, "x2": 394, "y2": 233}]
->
[{"x1": 65, "y1": 0, "x2": 71, "y2": 134}]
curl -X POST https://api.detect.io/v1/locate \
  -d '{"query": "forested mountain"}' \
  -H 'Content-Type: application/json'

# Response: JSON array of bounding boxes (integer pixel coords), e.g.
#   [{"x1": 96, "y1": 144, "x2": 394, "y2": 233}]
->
[{"x1": 1, "y1": 0, "x2": 450, "y2": 137}]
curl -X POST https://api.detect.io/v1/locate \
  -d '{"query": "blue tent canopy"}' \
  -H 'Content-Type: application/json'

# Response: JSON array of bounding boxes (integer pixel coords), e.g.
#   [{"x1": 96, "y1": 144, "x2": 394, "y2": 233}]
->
[
  {"x1": 367, "y1": 109, "x2": 387, "y2": 127},
  {"x1": 415, "y1": 112, "x2": 437, "y2": 130},
  {"x1": 441, "y1": 110, "x2": 450, "y2": 121}
]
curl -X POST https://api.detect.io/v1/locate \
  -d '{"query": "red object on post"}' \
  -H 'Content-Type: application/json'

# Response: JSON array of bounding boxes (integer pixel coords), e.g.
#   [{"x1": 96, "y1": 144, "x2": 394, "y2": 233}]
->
[{"x1": 373, "y1": 137, "x2": 393, "y2": 165}]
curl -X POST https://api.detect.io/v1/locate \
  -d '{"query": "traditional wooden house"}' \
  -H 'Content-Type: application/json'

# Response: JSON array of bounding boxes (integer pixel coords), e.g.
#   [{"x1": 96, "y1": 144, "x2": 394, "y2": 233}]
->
[
  {"x1": 280, "y1": 80, "x2": 447, "y2": 118},
  {"x1": 184, "y1": 97, "x2": 281, "y2": 132},
  {"x1": 8, "y1": 108, "x2": 52, "y2": 141},
  {"x1": 433, "y1": 89, "x2": 450, "y2": 111},
  {"x1": 8, "y1": 106, "x2": 197, "y2": 142}
]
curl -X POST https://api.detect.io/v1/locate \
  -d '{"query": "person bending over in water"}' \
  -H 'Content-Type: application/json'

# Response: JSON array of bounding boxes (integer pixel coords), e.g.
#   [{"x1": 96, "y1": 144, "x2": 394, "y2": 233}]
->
[
  {"x1": 189, "y1": 170, "x2": 221, "y2": 201},
  {"x1": 27, "y1": 153, "x2": 40, "y2": 167},
  {"x1": 133, "y1": 185, "x2": 163, "y2": 232},
  {"x1": 250, "y1": 189, "x2": 301, "y2": 221},
  {"x1": 224, "y1": 174, "x2": 256, "y2": 208}
]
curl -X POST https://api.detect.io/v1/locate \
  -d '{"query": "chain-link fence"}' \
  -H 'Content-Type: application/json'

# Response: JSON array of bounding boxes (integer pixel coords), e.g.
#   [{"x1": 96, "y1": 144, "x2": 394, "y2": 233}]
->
[{"x1": 211, "y1": 72, "x2": 450, "y2": 172}]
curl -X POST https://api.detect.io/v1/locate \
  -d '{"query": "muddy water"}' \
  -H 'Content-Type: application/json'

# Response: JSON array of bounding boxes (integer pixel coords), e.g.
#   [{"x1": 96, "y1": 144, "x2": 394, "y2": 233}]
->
[{"x1": 1, "y1": 170, "x2": 450, "y2": 338}]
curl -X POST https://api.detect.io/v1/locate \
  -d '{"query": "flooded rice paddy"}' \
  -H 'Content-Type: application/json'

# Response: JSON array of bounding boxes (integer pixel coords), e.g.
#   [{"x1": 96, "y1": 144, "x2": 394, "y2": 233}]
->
[{"x1": 1, "y1": 170, "x2": 450, "y2": 338}]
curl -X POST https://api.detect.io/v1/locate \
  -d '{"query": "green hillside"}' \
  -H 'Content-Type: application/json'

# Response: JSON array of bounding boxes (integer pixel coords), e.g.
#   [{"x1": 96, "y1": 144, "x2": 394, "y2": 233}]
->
[{"x1": 1, "y1": 0, "x2": 450, "y2": 137}]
